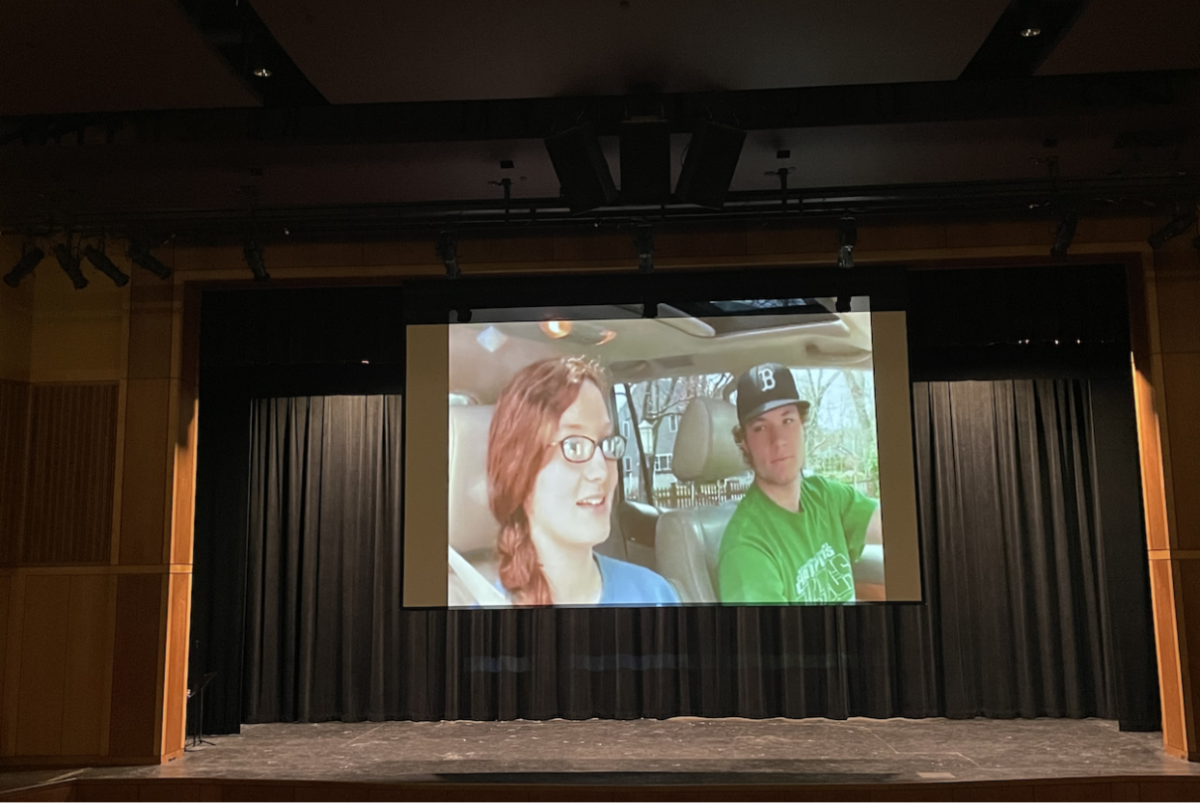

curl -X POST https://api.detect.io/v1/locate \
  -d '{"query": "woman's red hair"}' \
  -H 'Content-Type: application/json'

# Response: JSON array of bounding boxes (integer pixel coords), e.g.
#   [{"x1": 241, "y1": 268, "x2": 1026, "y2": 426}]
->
[{"x1": 487, "y1": 356, "x2": 607, "y2": 605}]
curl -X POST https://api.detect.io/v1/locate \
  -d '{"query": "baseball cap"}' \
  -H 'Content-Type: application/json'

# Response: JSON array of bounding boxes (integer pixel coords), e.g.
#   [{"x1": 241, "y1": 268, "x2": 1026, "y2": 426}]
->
[{"x1": 736, "y1": 363, "x2": 810, "y2": 425}]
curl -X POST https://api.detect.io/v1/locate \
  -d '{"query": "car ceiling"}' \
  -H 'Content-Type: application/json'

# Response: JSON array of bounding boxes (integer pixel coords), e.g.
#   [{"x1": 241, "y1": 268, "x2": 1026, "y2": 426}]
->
[{"x1": 448, "y1": 312, "x2": 873, "y2": 403}]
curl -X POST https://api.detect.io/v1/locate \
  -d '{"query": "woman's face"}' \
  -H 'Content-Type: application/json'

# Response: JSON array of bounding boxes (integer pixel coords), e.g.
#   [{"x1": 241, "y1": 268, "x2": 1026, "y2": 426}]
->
[{"x1": 524, "y1": 380, "x2": 618, "y2": 550}]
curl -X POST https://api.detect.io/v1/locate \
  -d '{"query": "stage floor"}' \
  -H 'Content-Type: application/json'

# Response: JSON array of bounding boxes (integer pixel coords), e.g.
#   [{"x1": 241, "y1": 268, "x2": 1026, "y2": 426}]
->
[{"x1": 42, "y1": 717, "x2": 1200, "y2": 787}]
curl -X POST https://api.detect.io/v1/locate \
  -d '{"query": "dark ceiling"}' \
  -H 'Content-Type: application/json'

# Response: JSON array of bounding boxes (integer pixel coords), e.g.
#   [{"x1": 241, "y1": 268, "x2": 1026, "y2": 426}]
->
[{"x1": 1, "y1": 0, "x2": 1198, "y2": 240}]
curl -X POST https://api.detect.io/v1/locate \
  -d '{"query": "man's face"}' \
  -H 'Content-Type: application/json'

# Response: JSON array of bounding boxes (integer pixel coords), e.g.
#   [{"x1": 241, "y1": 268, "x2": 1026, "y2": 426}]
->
[{"x1": 743, "y1": 404, "x2": 805, "y2": 487}]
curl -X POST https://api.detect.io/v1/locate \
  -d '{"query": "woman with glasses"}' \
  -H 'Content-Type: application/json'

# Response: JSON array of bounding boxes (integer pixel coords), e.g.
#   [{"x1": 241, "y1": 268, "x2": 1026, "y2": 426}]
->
[{"x1": 487, "y1": 356, "x2": 680, "y2": 606}]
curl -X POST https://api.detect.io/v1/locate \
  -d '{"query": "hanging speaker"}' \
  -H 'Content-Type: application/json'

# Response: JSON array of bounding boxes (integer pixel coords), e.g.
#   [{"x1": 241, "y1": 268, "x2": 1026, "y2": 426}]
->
[
  {"x1": 544, "y1": 123, "x2": 618, "y2": 214},
  {"x1": 675, "y1": 122, "x2": 746, "y2": 209},
  {"x1": 619, "y1": 119, "x2": 671, "y2": 205}
]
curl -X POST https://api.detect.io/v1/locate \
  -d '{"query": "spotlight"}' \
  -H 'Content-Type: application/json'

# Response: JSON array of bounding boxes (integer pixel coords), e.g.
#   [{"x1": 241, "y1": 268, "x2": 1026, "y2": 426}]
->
[
  {"x1": 243, "y1": 239, "x2": 269, "y2": 281},
  {"x1": 634, "y1": 225, "x2": 654, "y2": 273},
  {"x1": 3, "y1": 246, "x2": 45, "y2": 288},
  {"x1": 1148, "y1": 210, "x2": 1198, "y2": 249},
  {"x1": 837, "y1": 217, "x2": 857, "y2": 269},
  {"x1": 438, "y1": 232, "x2": 460, "y2": 278},
  {"x1": 53, "y1": 244, "x2": 88, "y2": 289},
  {"x1": 127, "y1": 241, "x2": 172, "y2": 279},
  {"x1": 253, "y1": 67, "x2": 272, "y2": 78},
  {"x1": 1050, "y1": 211, "x2": 1078, "y2": 260},
  {"x1": 82, "y1": 245, "x2": 129, "y2": 287}
]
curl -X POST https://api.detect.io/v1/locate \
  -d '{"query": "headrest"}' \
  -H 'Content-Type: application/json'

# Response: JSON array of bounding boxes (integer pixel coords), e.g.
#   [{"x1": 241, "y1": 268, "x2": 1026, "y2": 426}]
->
[
  {"x1": 448, "y1": 404, "x2": 501, "y2": 553},
  {"x1": 672, "y1": 397, "x2": 747, "y2": 483}
]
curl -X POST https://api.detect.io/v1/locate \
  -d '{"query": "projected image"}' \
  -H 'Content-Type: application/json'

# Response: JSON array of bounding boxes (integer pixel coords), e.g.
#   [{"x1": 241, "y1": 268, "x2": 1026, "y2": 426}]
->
[{"x1": 445, "y1": 304, "x2": 885, "y2": 607}]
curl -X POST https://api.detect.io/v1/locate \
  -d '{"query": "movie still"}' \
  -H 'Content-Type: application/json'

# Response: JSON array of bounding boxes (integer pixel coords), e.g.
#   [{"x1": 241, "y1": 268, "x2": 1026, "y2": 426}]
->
[{"x1": 423, "y1": 302, "x2": 919, "y2": 608}]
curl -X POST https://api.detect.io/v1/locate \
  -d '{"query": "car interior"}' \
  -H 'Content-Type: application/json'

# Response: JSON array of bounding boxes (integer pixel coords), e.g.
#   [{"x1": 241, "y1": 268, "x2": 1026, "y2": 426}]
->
[{"x1": 446, "y1": 305, "x2": 874, "y2": 605}]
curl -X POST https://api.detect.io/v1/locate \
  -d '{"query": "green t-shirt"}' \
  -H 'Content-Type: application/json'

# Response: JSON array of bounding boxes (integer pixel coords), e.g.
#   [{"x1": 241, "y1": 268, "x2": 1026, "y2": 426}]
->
[{"x1": 717, "y1": 475, "x2": 878, "y2": 603}]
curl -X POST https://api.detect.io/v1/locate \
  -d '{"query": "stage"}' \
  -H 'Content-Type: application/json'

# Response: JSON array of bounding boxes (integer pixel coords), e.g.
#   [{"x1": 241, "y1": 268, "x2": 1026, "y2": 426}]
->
[{"x1": 3, "y1": 717, "x2": 1199, "y2": 801}]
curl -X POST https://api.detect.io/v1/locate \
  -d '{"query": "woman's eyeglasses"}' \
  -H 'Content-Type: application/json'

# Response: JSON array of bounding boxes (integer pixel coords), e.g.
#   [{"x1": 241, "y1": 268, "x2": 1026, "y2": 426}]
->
[{"x1": 551, "y1": 434, "x2": 627, "y2": 463}]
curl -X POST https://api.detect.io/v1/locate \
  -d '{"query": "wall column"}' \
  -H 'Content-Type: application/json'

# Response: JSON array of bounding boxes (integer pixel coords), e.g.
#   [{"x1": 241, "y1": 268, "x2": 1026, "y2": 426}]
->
[{"x1": 1131, "y1": 226, "x2": 1200, "y2": 759}]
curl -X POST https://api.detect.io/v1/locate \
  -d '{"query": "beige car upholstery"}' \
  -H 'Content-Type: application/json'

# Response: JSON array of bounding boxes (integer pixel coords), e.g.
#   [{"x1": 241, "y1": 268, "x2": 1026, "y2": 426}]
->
[
  {"x1": 448, "y1": 404, "x2": 502, "y2": 584},
  {"x1": 655, "y1": 397, "x2": 748, "y2": 603}
]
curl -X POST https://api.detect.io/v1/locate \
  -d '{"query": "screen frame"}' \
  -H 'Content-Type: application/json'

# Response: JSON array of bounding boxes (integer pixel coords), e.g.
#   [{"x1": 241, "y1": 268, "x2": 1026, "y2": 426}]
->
[{"x1": 401, "y1": 265, "x2": 922, "y2": 608}]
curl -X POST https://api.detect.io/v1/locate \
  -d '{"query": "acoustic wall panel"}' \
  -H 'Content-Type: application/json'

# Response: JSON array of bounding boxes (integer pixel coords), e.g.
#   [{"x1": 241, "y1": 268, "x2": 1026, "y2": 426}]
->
[{"x1": 23, "y1": 384, "x2": 118, "y2": 564}]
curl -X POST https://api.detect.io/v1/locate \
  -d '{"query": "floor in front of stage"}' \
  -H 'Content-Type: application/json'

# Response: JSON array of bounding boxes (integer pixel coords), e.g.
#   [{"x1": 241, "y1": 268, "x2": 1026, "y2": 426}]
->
[{"x1": 15, "y1": 717, "x2": 1200, "y2": 790}]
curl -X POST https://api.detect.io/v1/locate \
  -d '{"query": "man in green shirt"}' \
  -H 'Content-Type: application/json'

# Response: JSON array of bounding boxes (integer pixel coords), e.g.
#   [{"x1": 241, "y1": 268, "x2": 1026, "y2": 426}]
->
[{"x1": 718, "y1": 362, "x2": 883, "y2": 603}]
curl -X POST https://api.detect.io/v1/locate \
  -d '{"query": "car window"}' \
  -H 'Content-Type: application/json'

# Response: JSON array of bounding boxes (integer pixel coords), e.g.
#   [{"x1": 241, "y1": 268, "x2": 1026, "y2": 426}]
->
[{"x1": 615, "y1": 372, "x2": 749, "y2": 510}]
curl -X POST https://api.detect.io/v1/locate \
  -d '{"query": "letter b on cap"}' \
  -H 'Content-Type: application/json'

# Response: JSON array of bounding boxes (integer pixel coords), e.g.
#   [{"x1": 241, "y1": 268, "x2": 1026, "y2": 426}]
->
[{"x1": 756, "y1": 366, "x2": 776, "y2": 392}]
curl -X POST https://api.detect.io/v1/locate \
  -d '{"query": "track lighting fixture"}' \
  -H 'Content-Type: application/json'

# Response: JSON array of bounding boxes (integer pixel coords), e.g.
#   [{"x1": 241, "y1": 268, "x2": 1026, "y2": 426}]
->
[
  {"x1": 243, "y1": 239, "x2": 269, "y2": 281},
  {"x1": 127, "y1": 241, "x2": 172, "y2": 280},
  {"x1": 82, "y1": 245, "x2": 130, "y2": 287},
  {"x1": 438, "y1": 232, "x2": 460, "y2": 279},
  {"x1": 3, "y1": 246, "x2": 45, "y2": 288},
  {"x1": 1050, "y1": 211, "x2": 1078, "y2": 260},
  {"x1": 1148, "y1": 210, "x2": 1198, "y2": 249},
  {"x1": 53, "y1": 244, "x2": 88, "y2": 289},
  {"x1": 837, "y1": 217, "x2": 857, "y2": 269},
  {"x1": 634, "y1": 225, "x2": 654, "y2": 273}
]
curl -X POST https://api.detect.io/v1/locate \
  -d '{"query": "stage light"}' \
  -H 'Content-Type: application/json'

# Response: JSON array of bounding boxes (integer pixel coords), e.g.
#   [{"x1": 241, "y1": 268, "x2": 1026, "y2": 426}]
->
[
  {"x1": 545, "y1": 123, "x2": 618, "y2": 213},
  {"x1": 837, "y1": 217, "x2": 857, "y2": 269},
  {"x1": 635, "y1": 225, "x2": 654, "y2": 273},
  {"x1": 82, "y1": 245, "x2": 130, "y2": 287},
  {"x1": 1148, "y1": 210, "x2": 1198, "y2": 249},
  {"x1": 127, "y1": 241, "x2": 172, "y2": 279},
  {"x1": 1018, "y1": 2, "x2": 1043, "y2": 37},
  {"x1": 253, "y1": 67, "x2": 272, "y2": 78},
  {"x1": 675, "y1": 122, "x2": 746, "y2": 209},
  {"x1": 1050, "y1": 211, "x2": 1078, "y2": 260},
  {"x1": 243, "y1": 239, "x2": 269, "y2": 281},
  {"x1": 3, "y1": 246, "x2": 45, "y2": 288},
  {"x1": 53, "y1": 244, "x2": 88, "y2": 289},
  {"x1": 438, "y1": 232, "x2": 460, "y2": 278}
]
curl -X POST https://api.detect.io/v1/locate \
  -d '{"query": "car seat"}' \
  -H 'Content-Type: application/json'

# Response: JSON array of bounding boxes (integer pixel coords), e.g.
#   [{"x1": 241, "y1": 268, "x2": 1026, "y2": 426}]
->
[
  {"x1": 654, "y1": 397, "x2": 748, "y2": 603},
  {"x1": 447, "y1": 404, "x2": 503, "y2": 604}
]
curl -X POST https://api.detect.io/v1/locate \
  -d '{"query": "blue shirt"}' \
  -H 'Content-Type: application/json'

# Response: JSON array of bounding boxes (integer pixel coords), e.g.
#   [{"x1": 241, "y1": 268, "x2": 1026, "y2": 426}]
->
[
  {"x1": 594, "y1": 553, "x2": 680, "y2": 606},
  {"x1": 493, "y1": 553, "x2": 681, "y2": 606}
]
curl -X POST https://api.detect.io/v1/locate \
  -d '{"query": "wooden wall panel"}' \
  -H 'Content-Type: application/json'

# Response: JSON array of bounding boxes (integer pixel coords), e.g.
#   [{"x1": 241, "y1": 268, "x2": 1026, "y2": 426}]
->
[
  {"x1": 127, "y1": 284, "x2": 175, "y2": 382},
  {"x1": 61, "y1": 575, "x2": 114, "y2": 756},
  {"x1": 1150, "y1": 558, "x2": 1188, "y2": 755},
  {"x1": 0, "y1": 575, "x2": 8, "y2": 730},
  {"x1": 23, "y1": 384, "x2": 118, "y2": 564},
  {"x1": 0, "y1": 575, "x2": 24, "y2": 755},
  {"x1": 15, "y1": 575, "x2": 70, "y2": 755},
  {"x1": 0, "y1": 381, "x2": 30, "y2": 564},
  {"x1": 119, "y1": 380, "x2": 170, "y2": 565},
  {"x1": 162, "y1": 572, "x2": 191, "y2": 756},
  {"x1": 108, "y1": 573, "x2": 164, "y2": 758},
  {"x1": 1160, "y1": 352, "x2": 1200, "y2": 551},
  {"x1": 170, "y1": 394, "x2": 198, "y2": 566}
]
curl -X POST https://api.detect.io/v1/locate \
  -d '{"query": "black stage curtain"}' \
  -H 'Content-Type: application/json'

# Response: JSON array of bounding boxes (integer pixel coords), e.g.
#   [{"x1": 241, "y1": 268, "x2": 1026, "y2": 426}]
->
[
  {"x1": 238, "y1": 379, "x2": 1157, "y2": 728},
  {"x1": 242, "y1": 395, "x2": 404, "y2": 723}
]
